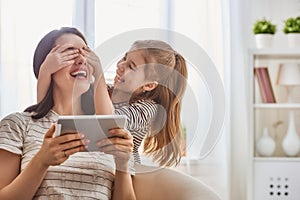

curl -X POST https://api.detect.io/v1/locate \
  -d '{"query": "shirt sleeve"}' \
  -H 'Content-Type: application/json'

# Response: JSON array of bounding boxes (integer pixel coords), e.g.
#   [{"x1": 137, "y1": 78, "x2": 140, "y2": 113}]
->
[
  {"x1": 114, "y1": 100, "x2": 157, "y2": 131},
  {"x1": 0, "y1": 112, "x2": 28, "y2": 155}
]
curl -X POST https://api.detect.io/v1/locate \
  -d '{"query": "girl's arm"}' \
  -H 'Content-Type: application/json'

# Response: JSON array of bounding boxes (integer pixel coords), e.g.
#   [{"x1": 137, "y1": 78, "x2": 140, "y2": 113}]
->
[
  {"x1": 97, "y1": 128, "x2": 136, "y2": 200},
  {"x1": 0, "y1": 125, "x2": 88, "y2": 199},
  {"x1": 83, "y1": 47, "x2": 115, "y2": 115},
  {"x1": 37, "y1": 44, "x2": 80, "y2": 103}
]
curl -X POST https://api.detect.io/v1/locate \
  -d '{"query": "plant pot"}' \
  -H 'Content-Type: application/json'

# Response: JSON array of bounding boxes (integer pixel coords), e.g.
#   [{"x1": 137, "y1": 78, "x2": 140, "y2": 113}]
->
[
  {"x1": 255, "y1": 34, "x2": 274, "y2": 48},
  {"x1": 287, "y1": 33, "x2": 300, "y2": 48}
]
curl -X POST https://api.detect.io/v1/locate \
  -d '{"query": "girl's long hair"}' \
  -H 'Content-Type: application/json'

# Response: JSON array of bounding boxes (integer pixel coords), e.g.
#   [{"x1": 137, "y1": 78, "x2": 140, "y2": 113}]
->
[
  {"x1": 25, "y1": 27, "x2": 94, "y2": 119},
  {"x1": 128, "y1": 40, "x2": 188, "y2": 167}
]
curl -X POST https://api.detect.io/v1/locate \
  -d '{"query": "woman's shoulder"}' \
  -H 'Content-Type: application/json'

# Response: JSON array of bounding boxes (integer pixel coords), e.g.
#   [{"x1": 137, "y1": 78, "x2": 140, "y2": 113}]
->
[
  {"x1": 0, "y1": 112, "x2": 33, "y2": 135},
  {"x1": 1, "y1": 112, "x2": 32, "y2": 123}
]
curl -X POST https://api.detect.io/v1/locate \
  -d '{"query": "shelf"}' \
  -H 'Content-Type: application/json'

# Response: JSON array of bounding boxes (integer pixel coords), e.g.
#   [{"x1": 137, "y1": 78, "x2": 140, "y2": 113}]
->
[
  {"x1": 249, "y1": 49, "x2": 300, "y2": 200},
  {"x1": 250, "y1": 48, "x2": 300, "y2": 56},
  {"x1": 254, "y1": 103, "x2": 300, "y2": 109},
  {"x1": 254, "y1": 157, "x2": 300, "y2": 162}
]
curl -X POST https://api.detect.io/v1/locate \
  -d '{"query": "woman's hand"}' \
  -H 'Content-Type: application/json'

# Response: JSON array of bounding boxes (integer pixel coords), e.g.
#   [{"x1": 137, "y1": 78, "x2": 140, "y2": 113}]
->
[
  {"x1": 39, "y1": 44, "x2": 80, "y2": 77},
  {"x1": 97, "y1": 129, "x2": 133, "y2": 171},
  {"x1": 36, "y1": 125, "x2": 89, "y2": 167},
  {"x1": 82, "y1": 47, "x2": 103, "y2": 81}
]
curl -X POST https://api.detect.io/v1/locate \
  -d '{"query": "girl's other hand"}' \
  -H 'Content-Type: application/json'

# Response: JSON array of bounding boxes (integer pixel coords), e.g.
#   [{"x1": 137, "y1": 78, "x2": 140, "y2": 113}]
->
[
  {"x1": 82, "y1": 47, "x2": 103, "y2": 80},
  {"x1": 39, "y1": 44, "x2": 80, "y2": 77}
]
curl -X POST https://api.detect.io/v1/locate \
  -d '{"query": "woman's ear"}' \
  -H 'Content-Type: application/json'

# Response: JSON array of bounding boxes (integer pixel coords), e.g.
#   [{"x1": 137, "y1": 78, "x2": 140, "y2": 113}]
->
[{"x1": 143, "y1": 81, "x2": 158, "y2": 92}]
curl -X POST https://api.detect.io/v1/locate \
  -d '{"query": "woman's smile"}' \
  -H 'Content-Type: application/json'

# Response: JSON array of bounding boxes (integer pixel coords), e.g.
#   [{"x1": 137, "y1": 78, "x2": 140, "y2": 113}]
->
[{"x1": 70, "y1": 67, "x2": 89, "y2": 80}]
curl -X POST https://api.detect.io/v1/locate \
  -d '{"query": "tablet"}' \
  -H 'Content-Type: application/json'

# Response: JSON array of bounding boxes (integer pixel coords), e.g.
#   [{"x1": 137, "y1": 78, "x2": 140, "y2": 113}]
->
[{"x1": 55, "y1": 115, "x2": 127, "y2": 151}]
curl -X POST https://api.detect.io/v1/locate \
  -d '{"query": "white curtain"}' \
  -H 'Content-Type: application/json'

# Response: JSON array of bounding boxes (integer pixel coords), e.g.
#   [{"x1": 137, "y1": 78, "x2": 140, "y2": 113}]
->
[
  {"x1": 172, "y1": 0, "x2": 230, "y2": 199},
  {"x1": 0, "y1": 0, "x2": 231, "y2": 198},
  {"x1": 0, "y1": 0, "x2": 73, "y2": 118}
]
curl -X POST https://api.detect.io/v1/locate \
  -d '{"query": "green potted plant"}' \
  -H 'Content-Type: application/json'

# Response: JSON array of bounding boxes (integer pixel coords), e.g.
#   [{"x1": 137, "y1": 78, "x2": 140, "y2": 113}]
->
[
  {"x1": 253, "y1": 18, "x2": 277, "y2": 48},
  {"x1": 283, "y1": 16, "x2": 300, "y2": 48}
]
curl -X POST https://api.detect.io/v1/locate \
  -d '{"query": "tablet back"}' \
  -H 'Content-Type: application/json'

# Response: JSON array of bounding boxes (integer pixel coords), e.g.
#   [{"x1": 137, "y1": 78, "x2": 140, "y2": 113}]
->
[{"x1": 57, "y1": 115, "x2": 127, "y2": 151}]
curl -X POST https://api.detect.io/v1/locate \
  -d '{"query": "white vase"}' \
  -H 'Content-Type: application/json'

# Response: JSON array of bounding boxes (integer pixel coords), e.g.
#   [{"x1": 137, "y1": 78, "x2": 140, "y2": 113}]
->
[
  {"x1": 282, "y1": 111, "x2": 300, "y2": 156},
  {"x1": 255, "y1": 34, "x2": 274, "y2": 49},
  {"x1": 256, "y1": 127, "x2": 276, "y2": 156},
  {"x1": 287, "y1": 33, "x2": 300, "y2": 48}
]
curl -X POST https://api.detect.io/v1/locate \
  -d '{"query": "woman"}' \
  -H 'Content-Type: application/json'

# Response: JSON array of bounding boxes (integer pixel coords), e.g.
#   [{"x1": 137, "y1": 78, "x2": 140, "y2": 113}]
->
[
  {"x1": 38, "y1": 40, "x2": 188, "y2": 166},
  {"x1": 0, "y1": 27, "x2": 135, "y2": 199}
]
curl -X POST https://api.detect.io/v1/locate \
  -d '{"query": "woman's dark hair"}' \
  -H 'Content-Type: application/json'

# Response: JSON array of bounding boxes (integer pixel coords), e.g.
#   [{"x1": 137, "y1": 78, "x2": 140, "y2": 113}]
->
[{"x1": 25, "y1": 27, "x2": 94, "y2": 119}]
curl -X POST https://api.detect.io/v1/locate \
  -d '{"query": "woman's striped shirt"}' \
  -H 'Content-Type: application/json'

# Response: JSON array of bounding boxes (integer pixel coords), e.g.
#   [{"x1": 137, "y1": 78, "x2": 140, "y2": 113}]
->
[{"x1": 0, "y1": 110, "x2": 134, "y2": 199}]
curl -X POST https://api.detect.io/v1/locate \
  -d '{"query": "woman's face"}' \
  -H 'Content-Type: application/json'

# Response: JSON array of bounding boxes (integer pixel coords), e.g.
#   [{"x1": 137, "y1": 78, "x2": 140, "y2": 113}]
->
[
  {"x1": 52, "y1": 33, "x2": 92, "y2": 97},
  {"x1": 114, "y1": 50, "x2": 149, "y2": 94}
]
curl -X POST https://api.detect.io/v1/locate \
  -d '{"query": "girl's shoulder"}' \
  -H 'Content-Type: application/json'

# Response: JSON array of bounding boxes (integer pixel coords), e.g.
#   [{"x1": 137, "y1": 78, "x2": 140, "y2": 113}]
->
[{"x1": 132, "y1": 99, "x2": 156, "y2": 106}]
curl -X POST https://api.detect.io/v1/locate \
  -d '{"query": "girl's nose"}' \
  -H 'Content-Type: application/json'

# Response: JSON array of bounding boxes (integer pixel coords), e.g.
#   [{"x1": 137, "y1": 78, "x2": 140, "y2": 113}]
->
[{"x1": 117, "y1": 61, "x2": 125, "y2": 73}]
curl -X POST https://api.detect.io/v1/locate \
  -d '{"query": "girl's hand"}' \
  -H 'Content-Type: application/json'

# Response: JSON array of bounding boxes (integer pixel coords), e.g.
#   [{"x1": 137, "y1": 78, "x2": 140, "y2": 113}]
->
[
  {"x1": 96, "y1": 129, "x2": 133, "y2": 171},
  {"x1": 39, "y1": 44, "x2": 80, "y2": 77},
  {"x1": 82, "y1": 47, "x2": 103, "y2": 81},
  {"x1": 36, "y1": 125, "x2": 89, "y2": 167}
]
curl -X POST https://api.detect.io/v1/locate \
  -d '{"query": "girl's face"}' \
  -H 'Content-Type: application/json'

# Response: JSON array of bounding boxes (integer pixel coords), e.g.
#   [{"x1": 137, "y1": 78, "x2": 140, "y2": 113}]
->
[
  {"x1": 52, "y1": 34, "x2": 92, "y2": 97},
  {"x1": 114, "y1": 50, "x2": 149, "y2": 94}
]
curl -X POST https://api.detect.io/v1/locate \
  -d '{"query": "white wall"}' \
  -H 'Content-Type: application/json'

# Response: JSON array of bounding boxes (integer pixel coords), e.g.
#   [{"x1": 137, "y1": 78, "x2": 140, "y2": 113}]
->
[{"x1": 249, "y1": 0, "x2": 300, "y2": 48}]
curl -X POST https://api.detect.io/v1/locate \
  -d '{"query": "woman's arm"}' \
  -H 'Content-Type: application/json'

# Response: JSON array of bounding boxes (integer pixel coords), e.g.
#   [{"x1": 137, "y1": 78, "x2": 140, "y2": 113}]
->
[
  {"x1": 37, "y1": 44, "x2": 79, "y2": 103},
  {"x1": 83, "y1": 47, "x2": 115, "y2": 115},
  {"x1": 0, "y1": 125, "x2": 88, "y2": 199},
  {"x1": 0, "y1": 149, "x2": 49, "y2": 200},
  {"x1": 113, "y1": 171, "x2": 136, "y2": 200},
  {"x1": 97, "y1": 128, "x2": 136, "y2": 200}
]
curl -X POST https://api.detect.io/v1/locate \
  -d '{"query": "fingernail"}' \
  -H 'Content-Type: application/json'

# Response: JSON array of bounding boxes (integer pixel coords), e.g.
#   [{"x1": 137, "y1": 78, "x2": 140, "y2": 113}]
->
[
  {"x1": 80, "y1": 134, "x2": 85, "y2": 138},
  {"x1": 109, "y1": 129, "x2": 115, "y2": 134}
]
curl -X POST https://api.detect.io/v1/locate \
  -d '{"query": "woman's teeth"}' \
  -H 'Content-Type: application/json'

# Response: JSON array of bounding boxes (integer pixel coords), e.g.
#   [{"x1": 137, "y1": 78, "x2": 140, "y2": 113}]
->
[{"x1": 71, "y1": 70, "x2": 87, "y2": 78}]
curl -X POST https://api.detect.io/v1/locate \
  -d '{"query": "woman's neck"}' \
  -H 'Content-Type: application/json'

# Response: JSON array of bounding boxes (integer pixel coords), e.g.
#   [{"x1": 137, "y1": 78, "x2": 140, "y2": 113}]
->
[{"x1": 52, "y1": 89, "x2": 84, "y2": 115}]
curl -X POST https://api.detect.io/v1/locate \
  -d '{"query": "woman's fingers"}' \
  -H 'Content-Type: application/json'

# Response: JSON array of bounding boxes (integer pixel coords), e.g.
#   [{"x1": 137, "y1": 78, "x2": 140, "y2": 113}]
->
[
  {"x1": 98, "y1": 143, "x2": 133, "y2": 154},
  {"x1": 96, "y1": 129, "x2": 133, "y2": 163},
  {"x1": 44, "y1": 124, "x2": 56, "y2": 139},
  {"x1": 64, "y1": 145, "x2": 87, "y2": 157},
  {"x1": 55, "y1": 133, "x2": 85, "y2": 144},
  {"x1": 97, "y1": 137, "x2": 133, "y2": 149},
  {"x1": 109, "y1": 128, "x2": 133, "y2": 139}
]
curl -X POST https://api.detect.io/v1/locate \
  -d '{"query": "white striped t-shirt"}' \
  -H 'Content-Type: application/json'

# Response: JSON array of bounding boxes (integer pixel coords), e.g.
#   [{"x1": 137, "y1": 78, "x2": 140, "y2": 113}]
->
[{"x1": 0, "y1": 110, "x2": 134, "y2": 200}]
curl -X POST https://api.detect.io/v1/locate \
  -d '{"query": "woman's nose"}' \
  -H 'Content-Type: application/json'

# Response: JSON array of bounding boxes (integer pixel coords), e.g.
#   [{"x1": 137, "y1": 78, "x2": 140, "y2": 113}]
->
[{"x1": 74, "y1": 53, "x2": 87, "y2": 65}]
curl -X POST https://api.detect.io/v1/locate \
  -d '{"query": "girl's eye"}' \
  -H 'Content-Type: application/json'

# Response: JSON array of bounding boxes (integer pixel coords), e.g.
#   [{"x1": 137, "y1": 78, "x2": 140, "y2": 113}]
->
[{"x1": 128, "y1": 64, "x2": 133, "y2": 69}]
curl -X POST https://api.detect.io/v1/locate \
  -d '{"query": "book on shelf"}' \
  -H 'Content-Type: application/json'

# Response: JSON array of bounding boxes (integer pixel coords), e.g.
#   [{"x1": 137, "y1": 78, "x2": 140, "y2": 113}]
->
[{"x1": 254, "y1": 67, "x2": 276, "y2": 103}]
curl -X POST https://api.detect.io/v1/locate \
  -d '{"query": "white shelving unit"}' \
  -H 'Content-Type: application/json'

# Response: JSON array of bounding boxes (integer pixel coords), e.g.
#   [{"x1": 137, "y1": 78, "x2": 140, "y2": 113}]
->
[{"x1": 248, "y1": 48, "x2": 300, "y2": 200}]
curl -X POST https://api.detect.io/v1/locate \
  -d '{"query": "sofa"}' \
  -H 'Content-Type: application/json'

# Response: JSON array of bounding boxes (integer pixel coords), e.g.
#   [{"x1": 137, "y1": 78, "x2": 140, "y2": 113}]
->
[{"x1": 132, "y1": 164, "x2": 221, "y2": 200}]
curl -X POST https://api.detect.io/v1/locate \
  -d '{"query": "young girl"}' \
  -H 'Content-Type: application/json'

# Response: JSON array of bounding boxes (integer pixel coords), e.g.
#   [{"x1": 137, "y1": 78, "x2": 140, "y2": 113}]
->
[{"x1": 38, "y1": 40, "x2": 188, "y2": 167}]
